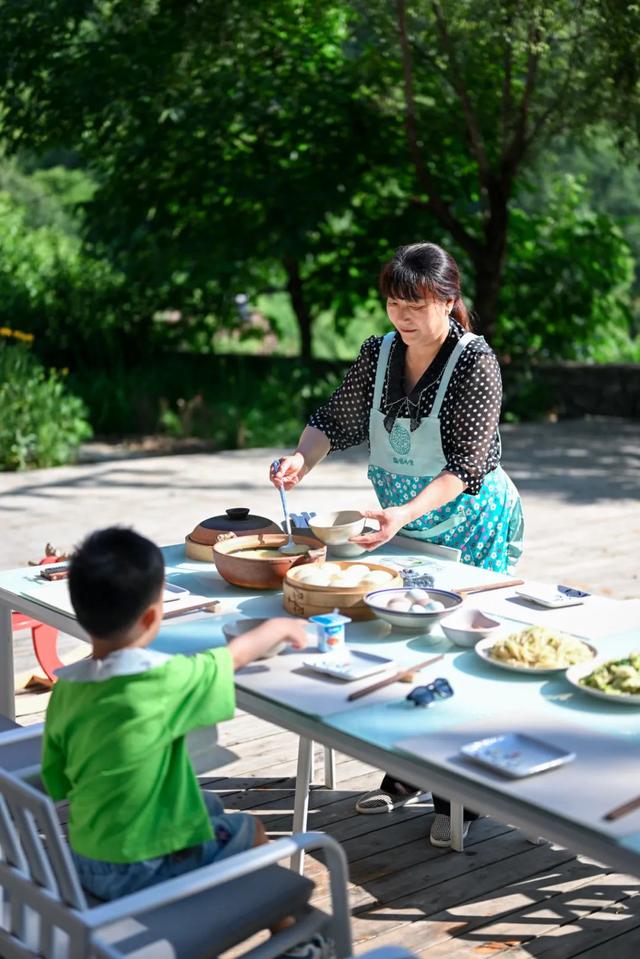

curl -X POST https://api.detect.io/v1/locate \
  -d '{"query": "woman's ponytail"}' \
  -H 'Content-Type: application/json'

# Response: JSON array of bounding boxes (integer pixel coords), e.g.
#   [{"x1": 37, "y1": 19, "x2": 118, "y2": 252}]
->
[{"x1": 451, "y1": 297, "x2": 472, "y2": 331}]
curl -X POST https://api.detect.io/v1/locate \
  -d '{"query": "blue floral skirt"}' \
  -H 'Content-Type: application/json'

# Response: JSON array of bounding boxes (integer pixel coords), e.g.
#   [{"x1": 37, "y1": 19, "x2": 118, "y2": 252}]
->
[{"x1": 368, "y1": 464, "x2": 524, "y2": 573}]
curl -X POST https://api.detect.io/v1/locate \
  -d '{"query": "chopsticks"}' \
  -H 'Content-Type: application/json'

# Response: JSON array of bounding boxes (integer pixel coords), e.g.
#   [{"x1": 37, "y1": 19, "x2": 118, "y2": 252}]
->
[
  {"x1": 454, "y1": 578, "x2": 524, "y2": 595},
  {"x1": 347, "y1": 654, "x2": 444, "y2": 702},
  {"x1": 603, "y1": 795, "x2": 640, "y2": 822}
]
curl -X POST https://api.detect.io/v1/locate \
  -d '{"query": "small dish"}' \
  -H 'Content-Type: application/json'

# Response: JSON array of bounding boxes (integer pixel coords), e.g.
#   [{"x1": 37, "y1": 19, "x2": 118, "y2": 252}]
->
[
  {"x1": 307, "y1": 511, "x2": 365, "y2": 546},
  {"x1": 364, "y1": 587, "x2": 462, "y2": 633},
  {"x1": 460, "y1": 733, "x2": 576, "y2": 778},
  {"x1": 302, "y1": 650, "x2": 393, "y2": 681},
  {"x1": 566, "y1": 659, "x2": 640, "y2": 705},
  {"x1": 222, "y1": 617, "x2": 286, "y2": 658},
  {"x1": 475, "y1": 635, "x2": 597, "y2": 675},
  {"x1": 441, "y1": 608, "x2": 502, "y2": 648}
]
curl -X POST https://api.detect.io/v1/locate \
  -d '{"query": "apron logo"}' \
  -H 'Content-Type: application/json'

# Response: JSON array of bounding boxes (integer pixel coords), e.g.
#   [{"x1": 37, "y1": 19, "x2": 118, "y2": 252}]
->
[{"x1": 389, "y1": 422, "x2": 411, "y2": 455}]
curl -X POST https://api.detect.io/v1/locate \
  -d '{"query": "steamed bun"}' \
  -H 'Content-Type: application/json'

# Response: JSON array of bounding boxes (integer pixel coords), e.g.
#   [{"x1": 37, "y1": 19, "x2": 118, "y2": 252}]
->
[{"x1": 361, "y1": 570, "x2": 394, "y2": 587}]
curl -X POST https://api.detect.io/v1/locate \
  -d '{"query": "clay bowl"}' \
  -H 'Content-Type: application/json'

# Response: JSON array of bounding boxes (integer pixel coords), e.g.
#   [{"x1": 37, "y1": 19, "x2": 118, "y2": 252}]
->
[
  {"x1": 213, "y1": 534, "x2": 326, "y2": 589},
  {"x1": 190, "y1": 508, "x2": 280, "y2": 546}
]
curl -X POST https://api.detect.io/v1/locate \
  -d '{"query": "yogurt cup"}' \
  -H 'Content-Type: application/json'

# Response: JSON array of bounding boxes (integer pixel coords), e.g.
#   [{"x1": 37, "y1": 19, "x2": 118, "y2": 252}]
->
[{"x1": 309, "y1": 611, "x2": 352, "y2": 654}]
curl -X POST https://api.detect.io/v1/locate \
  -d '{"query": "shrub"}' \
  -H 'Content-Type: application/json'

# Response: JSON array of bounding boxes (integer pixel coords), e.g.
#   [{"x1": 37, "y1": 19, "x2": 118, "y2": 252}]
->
[{"x1": 0, "y1": 335, "x2": 92, "y2": 470}]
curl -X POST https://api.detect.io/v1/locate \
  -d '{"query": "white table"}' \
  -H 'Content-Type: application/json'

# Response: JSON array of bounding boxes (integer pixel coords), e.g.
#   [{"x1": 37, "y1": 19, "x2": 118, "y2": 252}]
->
[{"x1": 2, "y1": 544, "x2": 640, "y2": 877}]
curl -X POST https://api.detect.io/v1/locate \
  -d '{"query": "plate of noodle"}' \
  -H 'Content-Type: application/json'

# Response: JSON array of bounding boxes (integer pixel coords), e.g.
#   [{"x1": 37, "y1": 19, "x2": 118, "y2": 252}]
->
[{"x1": 475, "y1": 625, "x2": 596, "y2": 674}]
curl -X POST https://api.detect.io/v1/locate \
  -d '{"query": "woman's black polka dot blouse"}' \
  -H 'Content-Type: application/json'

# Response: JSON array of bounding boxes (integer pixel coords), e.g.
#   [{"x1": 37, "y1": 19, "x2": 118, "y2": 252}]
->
[{"x1": 308, "y1": 319, "x2": 503, "y2": 496}]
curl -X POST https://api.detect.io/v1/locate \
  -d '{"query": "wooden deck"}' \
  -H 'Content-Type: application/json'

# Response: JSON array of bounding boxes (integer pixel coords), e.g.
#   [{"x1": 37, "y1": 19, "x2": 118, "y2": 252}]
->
[{"x1": 15, "y1": 643, "x2": 640, "y2": 959}]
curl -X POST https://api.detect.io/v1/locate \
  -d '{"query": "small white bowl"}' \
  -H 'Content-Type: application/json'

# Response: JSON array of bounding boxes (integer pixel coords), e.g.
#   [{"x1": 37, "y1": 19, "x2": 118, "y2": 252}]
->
[
  {"x1": 308, "y1": 510, "x2": 365, "y2": 545},
  {"x1": 364, "y1": 587, "x2": 462, "y2": 633},
  {"x1": 440, "y1": 608, "x2": 502, "y2": 648}
]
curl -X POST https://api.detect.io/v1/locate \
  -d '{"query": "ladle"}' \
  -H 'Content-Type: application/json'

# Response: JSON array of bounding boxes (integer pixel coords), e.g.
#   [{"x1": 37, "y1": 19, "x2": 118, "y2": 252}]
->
[{"x1": 271, "y1": 459, "x2": 302, "y2": 554}]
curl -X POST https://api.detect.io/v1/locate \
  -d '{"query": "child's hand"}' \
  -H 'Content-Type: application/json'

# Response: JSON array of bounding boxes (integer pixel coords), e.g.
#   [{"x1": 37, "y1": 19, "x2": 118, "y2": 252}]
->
[
  {"x1": 228, "y1": 617, "x2": 308, "y2": 669},
  {"x1": 261, "y1": 617, "x2": 308, "y2": 651}
]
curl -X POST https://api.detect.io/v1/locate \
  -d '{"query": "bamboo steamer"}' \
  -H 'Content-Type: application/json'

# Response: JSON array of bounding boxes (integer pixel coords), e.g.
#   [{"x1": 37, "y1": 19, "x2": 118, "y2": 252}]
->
[{"x1": 283, "y1": 561, "x2": 402, "y2": 621}]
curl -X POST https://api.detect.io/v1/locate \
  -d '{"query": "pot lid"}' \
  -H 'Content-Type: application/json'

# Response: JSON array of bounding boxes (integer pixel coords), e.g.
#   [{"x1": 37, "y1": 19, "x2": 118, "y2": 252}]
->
[{"x1": 197, "y1": 508, "x2": 277, "y2": 533}]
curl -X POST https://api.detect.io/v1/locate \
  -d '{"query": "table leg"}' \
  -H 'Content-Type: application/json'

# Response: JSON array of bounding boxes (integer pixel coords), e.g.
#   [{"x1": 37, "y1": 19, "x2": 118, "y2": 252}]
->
[
  {"x1": 450, "y1": 800, "x2": 465, "y2": 852},
  {"x1": 323, "y1": 746, "x2": 336, "y2": 789},
  {"x1": 291, "y1": 736, "x2": 313, "y2": 874},
  {"x1": 0, "y1": 603, "x2": 15, "y2": 720}
]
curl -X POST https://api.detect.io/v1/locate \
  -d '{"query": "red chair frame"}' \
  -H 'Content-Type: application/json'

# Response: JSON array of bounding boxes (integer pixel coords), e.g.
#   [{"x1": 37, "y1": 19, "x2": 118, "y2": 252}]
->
[{"x1": 12, "y1": 613, "x2": 63, "y2": 685}]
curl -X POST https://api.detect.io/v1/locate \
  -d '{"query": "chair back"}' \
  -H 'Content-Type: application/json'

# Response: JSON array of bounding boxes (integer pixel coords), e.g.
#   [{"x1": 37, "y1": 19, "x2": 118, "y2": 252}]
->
[{"x1": 0, "y1": 769, "x2": 88, "y2": 958}]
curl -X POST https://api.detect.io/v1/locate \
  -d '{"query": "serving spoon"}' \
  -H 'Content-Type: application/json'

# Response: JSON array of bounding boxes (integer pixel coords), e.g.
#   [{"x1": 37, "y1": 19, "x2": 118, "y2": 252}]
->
[{"x1": 271, "y1": 459, "x2": 302, "y2": 554}]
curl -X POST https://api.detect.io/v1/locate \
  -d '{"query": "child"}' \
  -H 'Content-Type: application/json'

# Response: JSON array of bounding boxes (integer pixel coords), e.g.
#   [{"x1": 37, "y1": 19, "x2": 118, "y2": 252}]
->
[{"x1": 41, "y1": 526, "x2": 309, "y2": 903}]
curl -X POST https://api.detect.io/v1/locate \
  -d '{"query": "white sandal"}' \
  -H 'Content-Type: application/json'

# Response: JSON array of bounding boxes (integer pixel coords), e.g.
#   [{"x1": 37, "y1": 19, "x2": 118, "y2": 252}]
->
[{"x1": 355, "y1": 787, "x2": 423, "y2": 815}]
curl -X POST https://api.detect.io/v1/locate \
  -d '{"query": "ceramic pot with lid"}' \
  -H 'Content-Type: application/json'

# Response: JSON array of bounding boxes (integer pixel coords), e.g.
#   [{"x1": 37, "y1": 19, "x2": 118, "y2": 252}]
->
[{"x1": 185, "y1": 507, "x2": 281, "y2": 561}]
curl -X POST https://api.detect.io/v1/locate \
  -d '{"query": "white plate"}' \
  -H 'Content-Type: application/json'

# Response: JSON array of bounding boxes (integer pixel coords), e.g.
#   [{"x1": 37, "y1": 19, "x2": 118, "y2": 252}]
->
[
  {"x1": 475, "y1": 635, "x2": 597, "y2": 675},
  {"x1": 302, "y1": 650, "x2": 394, "y2": 681},
  {"x1": 566, "y1": 658, "x2": 640, "y2": 705}
]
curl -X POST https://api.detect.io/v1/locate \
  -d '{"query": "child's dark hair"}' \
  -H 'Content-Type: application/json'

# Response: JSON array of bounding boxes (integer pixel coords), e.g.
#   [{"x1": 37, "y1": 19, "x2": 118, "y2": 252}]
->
[{"x1": 69, "y1": 527, "x2": 165, "y2": 639}]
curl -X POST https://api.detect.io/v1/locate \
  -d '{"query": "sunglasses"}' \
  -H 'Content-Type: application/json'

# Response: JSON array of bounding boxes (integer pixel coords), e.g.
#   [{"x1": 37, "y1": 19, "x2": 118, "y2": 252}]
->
[{"x1": 406, "y1": 678, "x2": 454, "y2": 707}]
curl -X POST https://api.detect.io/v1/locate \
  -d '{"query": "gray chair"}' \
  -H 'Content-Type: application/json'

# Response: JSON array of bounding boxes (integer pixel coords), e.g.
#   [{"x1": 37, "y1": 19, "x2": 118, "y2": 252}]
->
[
  {"x1": 0, "y1": 768, "x2": 352, "y2": 959},
  {"x1": 0, "y1": 719, "x2": 43, "y2": 785}
]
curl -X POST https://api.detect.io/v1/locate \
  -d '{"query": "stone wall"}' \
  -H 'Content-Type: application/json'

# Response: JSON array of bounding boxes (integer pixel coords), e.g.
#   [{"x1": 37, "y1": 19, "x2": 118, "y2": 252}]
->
[{"x1": 502, "y1": 361, "x2": 640, "y2": 419}]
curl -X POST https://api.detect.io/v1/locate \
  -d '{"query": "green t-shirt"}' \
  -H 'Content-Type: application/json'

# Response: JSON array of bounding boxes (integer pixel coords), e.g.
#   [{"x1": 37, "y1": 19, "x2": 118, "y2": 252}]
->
[{"x1": 41, "y1": 647, "x2": 235, "y2": 863}]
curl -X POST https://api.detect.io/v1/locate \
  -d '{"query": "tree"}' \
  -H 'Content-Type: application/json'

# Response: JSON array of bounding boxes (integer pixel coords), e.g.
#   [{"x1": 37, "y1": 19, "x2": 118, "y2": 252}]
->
[
  {"x1": 1, "y1": 0, "x2": 638, "y2": 352},
  {"x1": 0, "y1": 0, "x2": 375, "y2": 360},
  {"x1": 346, "y1": 0, "x2": 640, "y2": 338}
]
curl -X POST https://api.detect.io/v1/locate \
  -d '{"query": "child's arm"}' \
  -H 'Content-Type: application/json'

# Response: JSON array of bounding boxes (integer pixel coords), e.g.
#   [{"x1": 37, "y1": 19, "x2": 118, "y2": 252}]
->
[
  {"x1": 166, "y1": 619, "x2": 307, "y2": 736},
  {"x1": 227, "y1": 617, "x2": 308, "y2": 670}
]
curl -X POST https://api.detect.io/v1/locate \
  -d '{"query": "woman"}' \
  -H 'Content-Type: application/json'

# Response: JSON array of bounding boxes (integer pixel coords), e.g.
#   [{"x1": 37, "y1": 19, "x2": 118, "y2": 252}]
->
[{"x1": 270, "y1": 242, "x2": 523, "y2": 847}]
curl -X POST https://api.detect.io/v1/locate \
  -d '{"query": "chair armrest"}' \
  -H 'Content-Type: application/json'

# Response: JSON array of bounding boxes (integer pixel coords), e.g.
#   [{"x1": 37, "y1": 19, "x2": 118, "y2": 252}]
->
[
  {"x1": 83, "y1": 831, "x2": 345, "y2": 929},
  {"x1": 0, "y1": 722, "x2": 43, "y2": 745},
  {"x1": 0, "y1": 723, "x2": 43, "y2": 785}
]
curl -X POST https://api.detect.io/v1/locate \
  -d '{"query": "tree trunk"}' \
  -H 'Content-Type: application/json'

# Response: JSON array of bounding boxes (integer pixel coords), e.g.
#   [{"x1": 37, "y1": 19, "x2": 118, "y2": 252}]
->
[
  {"x1": 283, "y1": 257, "x2": 313, "y2": 361},
  {"x1": 472, "y1": 260, "x2": 504, "y2": 342},
  {"x1": 472, "y1": 188, "x2": 510, "y2": 342}
]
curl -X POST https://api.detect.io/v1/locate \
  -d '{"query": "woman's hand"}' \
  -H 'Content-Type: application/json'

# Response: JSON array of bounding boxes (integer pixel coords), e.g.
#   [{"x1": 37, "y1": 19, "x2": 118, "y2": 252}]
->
[
  {"x1": 269, "y1": 453, "x2": 308, "y2": 490},
  {"x1": 350, "y1": 506, "x2": 411, "y2": 550}
]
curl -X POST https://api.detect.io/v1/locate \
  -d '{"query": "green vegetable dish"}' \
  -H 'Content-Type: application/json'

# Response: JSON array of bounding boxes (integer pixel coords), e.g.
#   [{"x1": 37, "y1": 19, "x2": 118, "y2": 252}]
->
[{"x1": 580, "y1": 654, "x2": 640, "y2": 696}]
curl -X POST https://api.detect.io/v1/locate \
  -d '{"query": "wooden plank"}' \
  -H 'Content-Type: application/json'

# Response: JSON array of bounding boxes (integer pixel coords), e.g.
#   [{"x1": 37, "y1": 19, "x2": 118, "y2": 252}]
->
[
  {"x1": 486, "y1": 880, "x2": 640, "y2": 958},
  {"x1": 420, "y1": 872, "x2": 640, "y2": 958},
  {"x1": 345, "y1": 847, "x2": 590, "y2": 951},
  {"x1": 558, "y1": 915, "x2": 640, "y2": 959}
]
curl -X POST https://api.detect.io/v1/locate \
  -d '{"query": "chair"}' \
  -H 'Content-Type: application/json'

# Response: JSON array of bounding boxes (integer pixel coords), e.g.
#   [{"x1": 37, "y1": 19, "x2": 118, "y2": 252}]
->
[
  {"x1": 12, "y1": 613, "x2": 63, "y2": 686},
  {"x1": 0, "y1": 709, "x2": 234, "y2": 784},
  {"x1": 0, "y1": 719, "x2": 43, "y2": 786},
  {"x1": 0, "y1": 768, "x2": 352, "y2": 959}
]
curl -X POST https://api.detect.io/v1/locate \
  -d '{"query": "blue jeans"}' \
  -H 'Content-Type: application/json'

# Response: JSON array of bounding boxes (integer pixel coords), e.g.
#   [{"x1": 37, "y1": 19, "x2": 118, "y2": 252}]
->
[{"x1": 72, "y1": 791, "x2": 256, "y2": 901}]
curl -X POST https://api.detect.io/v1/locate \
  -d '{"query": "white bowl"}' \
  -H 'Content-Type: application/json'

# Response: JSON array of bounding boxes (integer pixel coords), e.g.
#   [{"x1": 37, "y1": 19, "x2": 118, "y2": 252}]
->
[
  {"x1": 440, "y1": 608, "x2": 502, "y2": 648},
  {"x1": 308, "y1": 511, "x2": 365, "y2": 545},
  {"x1": 364, "y1": 587, "x2": 462, "y2": 633}
]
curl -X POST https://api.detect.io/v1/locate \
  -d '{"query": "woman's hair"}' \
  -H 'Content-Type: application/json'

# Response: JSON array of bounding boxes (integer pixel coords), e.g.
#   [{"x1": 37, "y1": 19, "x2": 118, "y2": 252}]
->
[{"x1": 379, "y1": 242, "x2": 471, "y2": 330}]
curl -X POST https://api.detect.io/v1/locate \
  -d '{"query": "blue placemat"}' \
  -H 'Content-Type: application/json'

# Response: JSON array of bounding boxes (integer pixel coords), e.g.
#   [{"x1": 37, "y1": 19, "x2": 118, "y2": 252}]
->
[{"x1": 151, "y1": 616, "x2": 228, "y2": 654}]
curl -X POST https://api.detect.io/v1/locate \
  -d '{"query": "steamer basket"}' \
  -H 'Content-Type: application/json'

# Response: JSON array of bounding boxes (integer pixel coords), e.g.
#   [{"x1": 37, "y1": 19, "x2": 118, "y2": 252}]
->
[{"x1": 283, "y1": 561, "x2": 402, "y2": 621}]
